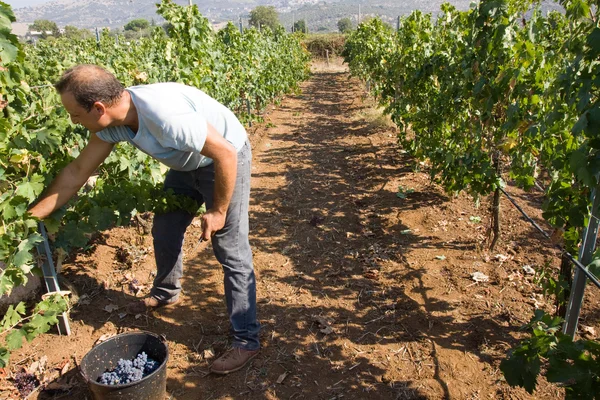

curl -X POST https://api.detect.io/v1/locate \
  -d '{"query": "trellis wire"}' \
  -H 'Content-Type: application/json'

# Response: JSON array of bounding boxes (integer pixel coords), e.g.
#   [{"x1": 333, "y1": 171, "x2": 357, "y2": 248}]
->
[
  {"x1": 499, "y1": 186, "x2": 600, "y2": 289},
  {"x1": 499, "y1": 185, "x2": 600, "y2": 338}
]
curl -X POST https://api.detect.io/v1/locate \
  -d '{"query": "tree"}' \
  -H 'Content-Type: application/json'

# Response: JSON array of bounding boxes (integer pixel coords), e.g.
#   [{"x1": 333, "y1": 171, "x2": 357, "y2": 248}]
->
[
  {"x1": 29, "y1": 19, "x2": 59, "y2": 37},
  {"x1": 293, "y1": 19, "x2": 307, "y2": 33},
  {"x1": 337, "y1": 17, "x2": 353, "y2": 33},
  {"x1": 63, "y1": 25, "x2": 91, "y2": 40},
  {"x1": 124, "y1": 18, "x2": 150, "y2": 32},
  {"x1": 249, "y1": 6, "x2": 279, "y2": 31}
]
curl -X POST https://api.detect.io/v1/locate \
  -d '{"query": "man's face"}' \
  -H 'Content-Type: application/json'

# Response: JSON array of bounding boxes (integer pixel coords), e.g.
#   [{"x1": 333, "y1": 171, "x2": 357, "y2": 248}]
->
[{"x1": 60, "y1": 91, "x2": 107, "y2": 133}]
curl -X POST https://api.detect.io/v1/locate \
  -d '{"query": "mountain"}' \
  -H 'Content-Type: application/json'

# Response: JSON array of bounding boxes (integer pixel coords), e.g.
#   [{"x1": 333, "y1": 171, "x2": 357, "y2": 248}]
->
[
  {"x1": 13, "y1": 0, "x2": 282, "y2": 29},
  {"x1": 12, "y1": 0, "x2": 561, "y2": 32}
]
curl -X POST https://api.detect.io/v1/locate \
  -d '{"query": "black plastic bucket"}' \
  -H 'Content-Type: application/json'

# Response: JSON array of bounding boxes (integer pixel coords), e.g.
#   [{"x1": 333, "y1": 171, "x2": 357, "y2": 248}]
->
[{"x1": 79, "y1": 331, "x2": 168, "y2": 400}]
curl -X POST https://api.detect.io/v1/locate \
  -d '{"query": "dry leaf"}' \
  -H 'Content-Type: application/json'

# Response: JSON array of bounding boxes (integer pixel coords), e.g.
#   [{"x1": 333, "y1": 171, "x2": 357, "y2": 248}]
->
[
  {"x1": 522, "y1": 265, "x2": 535, "y2": 275},
  {"x1": 364, "y1": 269, "x2": 379, "y2": 280},
  {"x1": 27, "y1": 356, "x2": 47, "y2": 375},
  {"x1": 277, "y1": 372, "x2": 289, "y2": 384},
  {"x1": 104, "y1": 304, "x2": 119, "y2": 313},
  {"x1": 320, "y1": 326, "x2": 334, "y2": 334},
  {"x1": 550, "y1": 228, "x2": 564, "y2": 246},
  {"x1": 42, "y1": 290, "x2": 71, "y2": 300},
  {"x1": 59, "y1": 361, "x2": 70, "y2": 376},
  {"x1": 135, "y1": 71, "x2": 148, "y2": 82},
  {"x1": 203, "y1": 348, "x2": 215, "y2": 360},
  {"x1": 581, "y1": 325, "x2": 597, "y2": 338},
  {"x1": 78, "y1": 294, "x2": 91, "y2": 306},
  {"x1": 313, "y1": 315, "x2": 334, "y2": 335},
  {"x1": 471, "y1": 272, "x2": 489, "y2": 283},
  {"x1": 95, "y1": 334, "x2": 114, "y2": 345},
  {"x1": 494, "y1": 254, "x2": 509, "y2": 263}
]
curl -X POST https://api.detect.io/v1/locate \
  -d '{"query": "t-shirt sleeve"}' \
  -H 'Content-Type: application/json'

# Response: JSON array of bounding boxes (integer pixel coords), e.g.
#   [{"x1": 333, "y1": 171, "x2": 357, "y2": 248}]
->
[
  {"x1": 159, "y1": 112, "x2": 209, "y2": 153},
  {"x1": 96, "y1": 126, "x2": 133, "y2": 143}
]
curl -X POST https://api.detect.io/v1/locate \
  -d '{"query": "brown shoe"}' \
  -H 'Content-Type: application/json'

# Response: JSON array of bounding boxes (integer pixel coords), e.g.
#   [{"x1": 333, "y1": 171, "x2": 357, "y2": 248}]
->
[
  {"x1": 126, "y1": 297, "x2": 180, "y2": 314},
  {"x1": 210, "y1": 348, "x2": 259, "y2": 375}
]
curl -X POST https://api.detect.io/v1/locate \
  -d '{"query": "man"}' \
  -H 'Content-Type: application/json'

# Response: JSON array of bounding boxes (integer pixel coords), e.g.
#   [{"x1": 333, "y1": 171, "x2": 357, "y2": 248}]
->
[{"x1": 28, "y1": 64, "x2": 260, "y2": 374}]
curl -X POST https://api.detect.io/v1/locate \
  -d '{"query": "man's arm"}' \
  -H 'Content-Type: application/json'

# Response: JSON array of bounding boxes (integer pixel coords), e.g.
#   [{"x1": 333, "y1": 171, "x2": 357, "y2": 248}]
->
[
  {"x1": 199, "y1": 123, "x2": 238, "y2": 240},
  {"x1": 29, "y1": 134, "x2": 115, "y2": 219}
]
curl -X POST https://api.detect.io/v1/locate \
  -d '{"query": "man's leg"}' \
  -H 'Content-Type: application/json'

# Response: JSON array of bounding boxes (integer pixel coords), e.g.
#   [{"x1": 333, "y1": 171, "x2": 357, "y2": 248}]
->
[
  {"x1": 199, "y1": 141, "x2": 260, "y2": 373},
  {"x1": 128, "y1": 169, "x2": 201, "y2": 313}
]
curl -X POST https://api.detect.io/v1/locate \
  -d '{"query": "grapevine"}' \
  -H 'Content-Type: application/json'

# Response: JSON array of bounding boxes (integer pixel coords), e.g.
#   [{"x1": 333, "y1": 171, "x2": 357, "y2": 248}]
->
[
  {"x1": 342, "y1": 0, "x2": 600, "y2": 397},
  {"x1": 0, "y1": 0, "x2": 310, "y2": 368}
]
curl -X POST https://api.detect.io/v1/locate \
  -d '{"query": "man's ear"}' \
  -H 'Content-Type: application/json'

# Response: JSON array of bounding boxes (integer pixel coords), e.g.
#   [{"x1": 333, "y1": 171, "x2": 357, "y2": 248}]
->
[{"x1": 92, "y1": 101, "x2": 106, "y2": 116}]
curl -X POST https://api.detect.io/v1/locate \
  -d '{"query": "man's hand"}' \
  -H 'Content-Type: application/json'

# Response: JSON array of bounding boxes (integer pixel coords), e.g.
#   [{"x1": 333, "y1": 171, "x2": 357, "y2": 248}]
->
[{"x1": 201, "y1": 209, "x2": 227, "y2": 240}]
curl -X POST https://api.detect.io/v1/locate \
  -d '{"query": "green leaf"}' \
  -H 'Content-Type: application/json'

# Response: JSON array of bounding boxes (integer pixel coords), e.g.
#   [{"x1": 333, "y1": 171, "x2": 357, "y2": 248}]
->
[
  {"x1": 5, "y1": 329, "x2": 24, "y2": 350},
  {"x1": 0, "y1": 37, "x2": 18, "y2": 64},
  {"x1": 500, "y1": 352, "x2": 540, "y2": 394},
  {"x1": 0, "y1": 2, "x2": 16, "y2": 24},
  {"x1": 15, "y1": 179, "x2": 44, "y2": 203},
  {"x1": 12, "y1": 233, "x2": 43, "y2": 268},
  {"x1": 24, "y1": 313, "x2": 57, "y2": 339},
  {"x1": 586, "y1": 27, "x2": 600, "y2": 58},
  {"x1": 42, "y1": 218, "x2": 61, "y2": 235},
  {"x1": 565, "y1": 0, "x2": 589, "y2": 20},
  {"x1": 0, "y1": 302, "x2": 25, "y2": 331},
  {"x1": 588, "y1": 256, "x2": 600, "y2": 278},
  {"x1": 0, "y1": 346, "x2": 9, "y2": 368},
  {"x1": 569, "y1": 149, "x2": 595, "y2": 187}
]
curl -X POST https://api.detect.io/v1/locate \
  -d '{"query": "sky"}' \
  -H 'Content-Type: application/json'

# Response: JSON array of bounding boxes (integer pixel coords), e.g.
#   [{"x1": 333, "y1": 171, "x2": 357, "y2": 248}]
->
[{"x1": 5, "y1": 0, "x2": 56, "y2": 8}]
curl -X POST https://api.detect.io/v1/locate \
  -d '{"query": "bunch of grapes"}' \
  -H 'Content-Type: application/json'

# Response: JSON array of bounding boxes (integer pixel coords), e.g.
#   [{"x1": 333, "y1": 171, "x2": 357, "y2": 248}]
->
[
  {"x1": 13, "y1": 371, "x2": 40, "y2": 397},
  {"x1": 97, "y1": 352, "x2": 159, "y2": 385}
]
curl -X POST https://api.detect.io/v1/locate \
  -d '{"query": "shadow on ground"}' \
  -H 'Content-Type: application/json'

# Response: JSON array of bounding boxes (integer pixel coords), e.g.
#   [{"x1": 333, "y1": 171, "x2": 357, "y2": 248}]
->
[{"x1": 35, "y1": 68, "x2": 571, "y2": 400}]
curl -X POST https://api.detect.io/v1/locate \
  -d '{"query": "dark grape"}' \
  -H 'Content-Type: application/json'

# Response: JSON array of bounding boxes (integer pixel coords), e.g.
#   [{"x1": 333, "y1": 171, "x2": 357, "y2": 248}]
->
[
  {"x1": 97, "y1": 352, "x2": 160, "y2": 386},
  {"x1": 132, "y1": 352, "x2": 147, "y2": 369},
  {"x1": 13, "y1": 371, "x2": 40, "y2": 397}
]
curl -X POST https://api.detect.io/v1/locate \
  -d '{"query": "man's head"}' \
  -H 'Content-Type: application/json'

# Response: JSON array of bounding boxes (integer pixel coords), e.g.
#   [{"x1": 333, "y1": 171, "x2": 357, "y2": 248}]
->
[{"x1": 55, "y1": 64, "x2": 124, "y2": 131}]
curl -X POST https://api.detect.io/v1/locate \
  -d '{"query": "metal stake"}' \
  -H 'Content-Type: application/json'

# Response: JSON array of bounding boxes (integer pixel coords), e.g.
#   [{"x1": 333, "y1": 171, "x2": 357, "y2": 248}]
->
[
  {"x1": 563, "y1": 184, "x2": 600, "y2": 338},
  {"x1": 35, "y1": 222, "x2": 71, "y2": 336}
]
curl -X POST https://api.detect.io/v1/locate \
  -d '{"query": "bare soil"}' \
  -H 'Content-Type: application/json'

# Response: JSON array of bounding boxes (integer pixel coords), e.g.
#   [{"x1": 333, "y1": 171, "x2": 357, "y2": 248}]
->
[{"x1": 2, "y1": 59, "x2": 599, "y2": 400}]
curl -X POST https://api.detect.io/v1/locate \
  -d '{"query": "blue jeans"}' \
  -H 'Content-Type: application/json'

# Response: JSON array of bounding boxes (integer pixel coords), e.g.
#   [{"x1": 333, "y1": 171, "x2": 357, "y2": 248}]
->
[{"x1": 150, "y1": 140, "x2": 260, "y2": 351}]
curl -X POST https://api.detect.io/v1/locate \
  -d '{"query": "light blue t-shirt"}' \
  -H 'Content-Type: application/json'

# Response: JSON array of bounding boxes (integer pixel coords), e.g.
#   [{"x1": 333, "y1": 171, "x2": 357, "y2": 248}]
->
[{"x1": 96, "y1": 83, "x2": 247, "y2": 171}]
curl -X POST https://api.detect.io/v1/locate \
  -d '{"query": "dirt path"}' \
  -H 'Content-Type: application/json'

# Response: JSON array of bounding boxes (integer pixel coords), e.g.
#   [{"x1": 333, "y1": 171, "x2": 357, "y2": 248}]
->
[{"x1": 5, "y1": 61, "x2": 598, "y2": 400}]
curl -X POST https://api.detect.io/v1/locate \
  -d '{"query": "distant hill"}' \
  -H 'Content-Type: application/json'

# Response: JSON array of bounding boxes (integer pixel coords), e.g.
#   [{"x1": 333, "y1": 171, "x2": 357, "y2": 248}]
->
[
  {"x1": 12, "y1": 0, "x2": 562, "y2": 32},
  {"x1": 13, "y1": 0, "x2": 280, "y2": 29},
  {"x1": 279, "y1": 1, "x2": 473, "y2": 32}
]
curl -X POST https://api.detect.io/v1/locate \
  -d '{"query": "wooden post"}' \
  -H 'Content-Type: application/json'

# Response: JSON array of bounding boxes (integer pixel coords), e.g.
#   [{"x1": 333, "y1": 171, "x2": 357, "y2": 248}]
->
[{"x1": 326, "y1": 50, "x2": 330, "y2": 66}]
